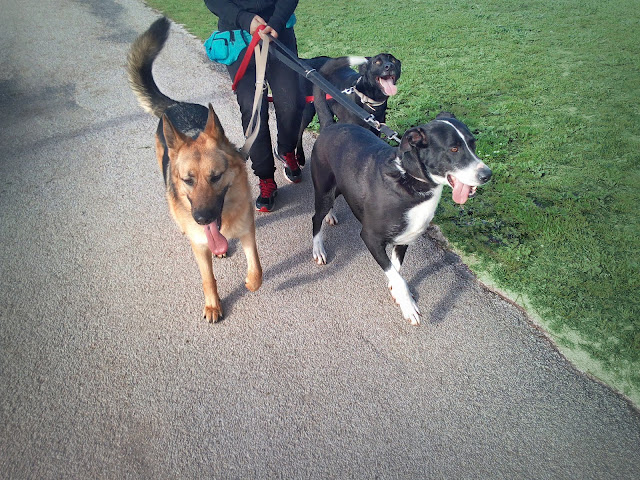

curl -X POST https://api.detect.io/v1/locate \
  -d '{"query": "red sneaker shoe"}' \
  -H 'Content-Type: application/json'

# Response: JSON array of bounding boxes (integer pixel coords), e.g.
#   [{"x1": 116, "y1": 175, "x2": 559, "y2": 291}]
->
[
  {"x1": 275, "y1": 148, "x2": 302, "y2": 184},
  {"x1": 255, "y1": 177, "x2": 278, "y2": 212}
]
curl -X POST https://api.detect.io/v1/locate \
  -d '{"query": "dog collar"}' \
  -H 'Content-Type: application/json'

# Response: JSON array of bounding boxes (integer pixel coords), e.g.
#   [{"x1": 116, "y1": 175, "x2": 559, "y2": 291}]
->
[
  {"x1": 395, "y1": 156, "x2": 433, "y2": 185},
  {"x1": 342, "y1": 79, "x2": 386, "y2": 111}
]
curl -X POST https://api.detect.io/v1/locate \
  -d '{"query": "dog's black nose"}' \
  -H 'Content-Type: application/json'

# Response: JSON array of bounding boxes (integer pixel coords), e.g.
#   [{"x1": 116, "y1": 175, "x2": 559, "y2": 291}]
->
[
  {"x1": 478, "y1": 166, "x2": 492, "y2": 184},
  {"x1": 193, "y1": 209, "x2": 216, "y2": 225}
]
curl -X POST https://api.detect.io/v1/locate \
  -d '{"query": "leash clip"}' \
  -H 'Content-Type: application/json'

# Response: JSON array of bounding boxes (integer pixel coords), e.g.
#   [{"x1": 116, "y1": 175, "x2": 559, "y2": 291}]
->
[{"x1": 365, "y1": 114, "x2": 380, "y2": 129}]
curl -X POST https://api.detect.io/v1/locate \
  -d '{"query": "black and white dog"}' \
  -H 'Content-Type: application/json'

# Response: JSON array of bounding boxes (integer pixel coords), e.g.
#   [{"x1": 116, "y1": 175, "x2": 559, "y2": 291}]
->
[
  {"x1": 310, "y1": 113, "x2": 492, "y2": 325},
  {"x1": 294, "y1": 53, "x2": 401, "y2": 166}
]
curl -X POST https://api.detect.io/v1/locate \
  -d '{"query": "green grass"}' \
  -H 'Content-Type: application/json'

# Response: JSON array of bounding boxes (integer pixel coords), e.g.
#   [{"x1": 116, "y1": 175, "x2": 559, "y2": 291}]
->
[{"x1": 143, "y1": 0, "x2": 640, "y2": 405}]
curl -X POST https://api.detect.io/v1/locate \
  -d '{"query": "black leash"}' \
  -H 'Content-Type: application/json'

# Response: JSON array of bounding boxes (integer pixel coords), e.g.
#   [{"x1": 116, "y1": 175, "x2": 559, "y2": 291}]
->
[{"x1": 266, "y1": 34, "x2": 402, "y2": 144}]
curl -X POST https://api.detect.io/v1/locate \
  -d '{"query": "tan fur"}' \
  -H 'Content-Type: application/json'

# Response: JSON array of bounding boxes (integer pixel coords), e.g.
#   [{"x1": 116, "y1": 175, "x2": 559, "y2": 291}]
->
[
  {"x1": 159, "y1": 106, "x2": 262, "y2": 322},
  {"x1": 128, "y1": 17, "x2": 261, "y2": 322}
]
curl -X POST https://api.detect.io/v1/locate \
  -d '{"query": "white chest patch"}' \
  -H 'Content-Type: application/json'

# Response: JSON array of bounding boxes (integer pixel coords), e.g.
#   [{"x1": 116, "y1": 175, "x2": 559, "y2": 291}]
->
[{"x1": 393, "y1": 185, "x2": 443, "y2": 245}]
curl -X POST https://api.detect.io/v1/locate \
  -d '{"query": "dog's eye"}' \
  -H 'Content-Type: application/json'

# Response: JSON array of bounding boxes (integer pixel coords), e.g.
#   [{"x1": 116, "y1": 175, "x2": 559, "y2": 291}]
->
[
  {"x1": 183, "y1": 177, "x2": 195, "y2": 186},
  {"x1": 210, "y1": 173, "x2": 222, "y2": 183},
  {"x1": 451, "y1": 147, "x2": 459, "y2": 153}
]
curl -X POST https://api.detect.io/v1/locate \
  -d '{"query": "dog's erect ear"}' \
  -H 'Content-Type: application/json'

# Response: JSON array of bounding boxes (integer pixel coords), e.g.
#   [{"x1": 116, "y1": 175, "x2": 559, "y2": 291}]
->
[
  {"x1": 162, "y1": 114, "x2": 188, "y2": 151},
  {"x1": 436, "y1": 111, "x2": 456, "y2": 120},
  {"x1": 399, "y1": 126, "x2": 428, "y2": 154},
  {"x1": 204, "y1": 103, "x2": 225, "y2": 141}
]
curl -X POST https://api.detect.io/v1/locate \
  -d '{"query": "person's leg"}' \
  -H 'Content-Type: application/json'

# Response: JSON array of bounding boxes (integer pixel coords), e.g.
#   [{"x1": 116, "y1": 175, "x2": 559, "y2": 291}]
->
[
  {"x1": 226, "y1": 53, "x2": 278, "y2": 211},
  {"x1": 226, "y1": 58, "x2": 275, "y2": 179},
  {"x1": 267, "y1": 28, "x2": 304, "y2": 182}
]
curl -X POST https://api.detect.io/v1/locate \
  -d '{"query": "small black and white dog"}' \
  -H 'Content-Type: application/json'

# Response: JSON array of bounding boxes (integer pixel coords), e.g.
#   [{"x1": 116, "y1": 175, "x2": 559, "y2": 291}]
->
[
  {"x1": 294, "y1": 53, "x2": 401, "y2": 166},
  {"x1": 310, "y1": 113, "x2": 492, "y2": 325}
]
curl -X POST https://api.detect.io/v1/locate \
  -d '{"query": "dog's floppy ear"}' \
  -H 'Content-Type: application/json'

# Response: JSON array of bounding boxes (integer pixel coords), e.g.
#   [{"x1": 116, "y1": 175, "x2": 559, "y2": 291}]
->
[
  {"x1": 398, "y1": 126, "x2": 431, "y2": 182},
  {"x1": 435, "y1": 111, "x2": 456, "y2": 120},
  {"x1": 203, "y1": 103, "x2": 225, "y2": 141},
  {"x1": 162, "y1": 114, "x2": 188, "y2": 151},
  {"x1": 399, "y1": 126, "x2": 428, "y2": 154}
]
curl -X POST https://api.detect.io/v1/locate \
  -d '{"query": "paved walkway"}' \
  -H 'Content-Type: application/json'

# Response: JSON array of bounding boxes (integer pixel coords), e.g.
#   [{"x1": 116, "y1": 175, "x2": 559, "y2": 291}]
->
[{"x1": 1, "y1": 1, "x2": 639, "y2": 478}]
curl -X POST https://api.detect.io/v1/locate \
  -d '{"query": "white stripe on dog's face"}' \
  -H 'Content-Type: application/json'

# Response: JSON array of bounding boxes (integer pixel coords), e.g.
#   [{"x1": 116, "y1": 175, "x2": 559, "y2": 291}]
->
[
  {"x1": 435, "y1": 119, "x2": 489, "y2": 186},
  {"x1": 436, "y1": 120, "x2": 480, "y2": 162}
]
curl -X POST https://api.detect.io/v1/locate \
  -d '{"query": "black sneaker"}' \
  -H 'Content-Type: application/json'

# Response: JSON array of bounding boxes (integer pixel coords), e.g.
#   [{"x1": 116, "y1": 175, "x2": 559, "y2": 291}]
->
[
  {"x1": 255, "y1": 177, "x2": 278, "y2": 212},
  {"x1": 275, "y1": 148, "x2": 302, "y2": 184}
]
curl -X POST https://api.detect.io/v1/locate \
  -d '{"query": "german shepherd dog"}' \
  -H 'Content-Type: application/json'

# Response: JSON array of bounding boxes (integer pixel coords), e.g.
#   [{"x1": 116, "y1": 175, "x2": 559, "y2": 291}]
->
[{"x1": 127, "y1": 17, "x2": 262, "y2": 322}]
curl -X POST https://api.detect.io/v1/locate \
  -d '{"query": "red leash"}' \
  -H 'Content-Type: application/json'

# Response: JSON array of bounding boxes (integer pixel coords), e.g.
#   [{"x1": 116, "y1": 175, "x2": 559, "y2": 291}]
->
[
  {"x1": 232, "y1": 25, "x2": 266, "y2": 91},
  {"x1": 266, "y1": 95, "x2": 332, "y2": 103}
]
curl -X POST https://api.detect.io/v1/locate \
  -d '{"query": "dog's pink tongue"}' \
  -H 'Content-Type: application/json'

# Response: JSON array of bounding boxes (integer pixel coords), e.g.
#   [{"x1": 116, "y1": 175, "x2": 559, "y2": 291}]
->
[
  {"x1": 204, "y1": 222, "x2": 228, "y2": 256},
  {"x1": 451, "y1": 177, "x2": 473, "y2": 205},
  {"x1": 379, "y1": 77, "x2": 397, "y2": 96}
]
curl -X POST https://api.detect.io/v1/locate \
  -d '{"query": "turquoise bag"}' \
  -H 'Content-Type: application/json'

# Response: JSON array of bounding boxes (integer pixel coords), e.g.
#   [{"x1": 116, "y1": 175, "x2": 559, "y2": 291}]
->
[
  {"x1": 204, "y1": 29, "x2": 252, "y2": 65},
  {"x1": 204, "y1": 14, "x2": 297, "y2": 65}
]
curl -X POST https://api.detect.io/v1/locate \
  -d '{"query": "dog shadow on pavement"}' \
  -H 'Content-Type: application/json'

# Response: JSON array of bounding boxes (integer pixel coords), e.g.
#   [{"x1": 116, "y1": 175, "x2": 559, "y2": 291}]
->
[{"x1": 407, "y1": 254, "x2": 472, "y2": 325}]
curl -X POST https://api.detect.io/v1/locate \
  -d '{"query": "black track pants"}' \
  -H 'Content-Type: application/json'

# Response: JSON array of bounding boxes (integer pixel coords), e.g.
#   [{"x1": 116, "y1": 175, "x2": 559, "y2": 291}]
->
[{"x1": 226, "y1": 27, "x2": 303, "y2": 180}]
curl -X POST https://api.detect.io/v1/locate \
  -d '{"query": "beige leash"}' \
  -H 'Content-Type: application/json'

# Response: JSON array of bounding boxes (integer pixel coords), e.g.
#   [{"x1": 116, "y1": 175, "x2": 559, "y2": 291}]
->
[{"x1": 238, "y1": 30, "x2": 270, "y2": 159}]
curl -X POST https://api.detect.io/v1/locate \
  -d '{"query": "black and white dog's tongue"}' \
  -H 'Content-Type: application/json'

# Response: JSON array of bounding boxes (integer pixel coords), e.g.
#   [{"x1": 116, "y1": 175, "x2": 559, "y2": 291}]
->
[{"x1": 450, "y1": 176, "x2": 473, "y2": 205}]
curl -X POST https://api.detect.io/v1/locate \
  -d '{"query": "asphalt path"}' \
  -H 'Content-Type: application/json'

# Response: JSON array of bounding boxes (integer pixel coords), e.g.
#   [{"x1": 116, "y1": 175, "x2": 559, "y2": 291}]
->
[{"x1": 1, "y1": 1, "x2": 639, "y2": 478}]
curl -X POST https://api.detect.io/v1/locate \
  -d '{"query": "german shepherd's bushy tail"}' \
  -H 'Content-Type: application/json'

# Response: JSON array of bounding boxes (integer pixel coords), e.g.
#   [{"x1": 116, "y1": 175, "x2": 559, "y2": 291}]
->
[{"x1": 127, "y1": 17, "x2": 175, "y2": 118}]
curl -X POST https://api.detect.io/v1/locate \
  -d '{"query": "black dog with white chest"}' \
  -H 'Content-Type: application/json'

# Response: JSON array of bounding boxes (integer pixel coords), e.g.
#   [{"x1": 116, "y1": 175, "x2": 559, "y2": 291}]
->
[
  {"x1": 311, "y1": 113, "x2": 492, "y2": 325},
  {"x1": 294, "y1": 53, "x2": 401, "y2": 166}
]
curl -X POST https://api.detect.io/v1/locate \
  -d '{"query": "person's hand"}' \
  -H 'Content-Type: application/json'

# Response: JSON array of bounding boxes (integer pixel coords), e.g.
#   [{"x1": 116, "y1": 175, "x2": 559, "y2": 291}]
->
[
  {"x1": 249, "y1": 15, "x2": 278, "y2": 38},
  {"x1": 249, "y1": 15, "x2": 267, "y2": 34},
  {"x1": 262, "y1": 25, "x2": 278, "y2": 38}
]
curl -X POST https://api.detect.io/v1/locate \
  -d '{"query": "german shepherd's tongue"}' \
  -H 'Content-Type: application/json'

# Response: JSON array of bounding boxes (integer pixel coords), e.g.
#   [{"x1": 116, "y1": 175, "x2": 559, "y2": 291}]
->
[
  {"x1": 204, "y1": 221, "x2": 228, "y2": 256},
  {"x1": 450, "y1": 176, "x2": 473, "y2": 205},
  {"x1": 379, "y1": 77, "x2": 397, "y2": 96}
]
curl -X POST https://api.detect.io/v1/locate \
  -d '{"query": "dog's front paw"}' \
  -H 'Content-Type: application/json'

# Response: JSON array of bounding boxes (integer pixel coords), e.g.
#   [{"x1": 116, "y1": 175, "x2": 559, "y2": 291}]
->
[
  {"x1": 406, "y1": 305, "x2": 422, "y2": 326},
  {"x1": 387, "y1": 276, "x2": 421, "y2": 326},
  {"x1": 401, "y1": 299, "x2": 422, "y2": 326},
  {"x1": 313, "y1": 235, "x2": 327, "y2": 265},
  {"x1": 203, "y1": 304, "x2": 223, "y2": 323}
]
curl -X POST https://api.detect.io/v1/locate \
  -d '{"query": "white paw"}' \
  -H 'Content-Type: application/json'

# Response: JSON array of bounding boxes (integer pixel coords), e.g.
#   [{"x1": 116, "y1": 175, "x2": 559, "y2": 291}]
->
[
  {"x1": 324, "y1": 209, "x2": 338, "y2": 226},
  {"x1": 389, "y1": 285, "x2": 421, "y2": 325},
  {"x1": 312, "y1": 234, "x2": 327, "y2": 265},
  {"x1": 386, "y1": 269, "x2": 421, "y2": 325}
]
